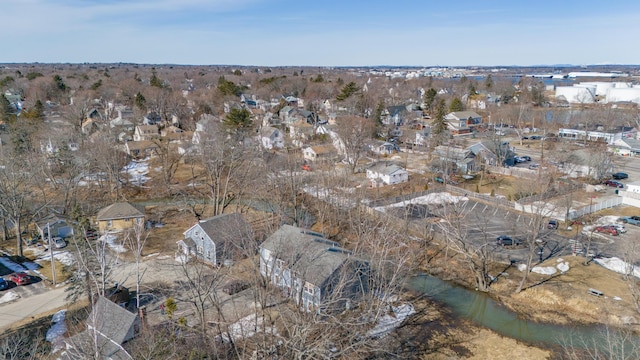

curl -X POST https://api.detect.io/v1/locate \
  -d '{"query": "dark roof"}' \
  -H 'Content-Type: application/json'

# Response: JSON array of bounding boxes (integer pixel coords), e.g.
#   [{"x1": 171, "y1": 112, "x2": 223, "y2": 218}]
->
[
  {"x1": 387, "y1": 105, "x2": 407, "y2": 117},
  {"x1": 192, "y1": 213, "x2": 251, "y2": 242},
  {"x1": 96, "y1": 202, "x2": 145, "y2": 221},
  {"x1": 261, "y1": 225, "x2": 353, "y2": 286}
]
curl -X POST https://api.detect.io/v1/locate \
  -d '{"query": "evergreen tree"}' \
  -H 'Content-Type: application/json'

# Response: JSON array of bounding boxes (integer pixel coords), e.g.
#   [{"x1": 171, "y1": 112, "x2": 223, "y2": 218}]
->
[
  {"x1": 336, "y1": 81, "x2": 359, "y2": 101},
  {"x1": 134, "y1": 92, "x2": 146, "y2": 111},
  {"x1": 449, "y1": 97, "x2": 464, "y2": 112},
  {"x1": 485, "y1": 74, "x2": 493, "y2": 91},
  {"x1": 53, "y1": 74, "x2": 67, "y2": 91},
  {"x1": 423, "y1": 88, "x2": 437, "y2": 114},
  {"x1": 150, "y1": 69, "x2": 164, "y2": 88},
  {"x1": 223, "y1": 108, "x2": 253, "y2": 134},
  {"x1": 0, "y1": 95, "x2": 13, "y2": 123},
  {"x1": 432, "y1": 99, "x2": 448, "y2": 136}
]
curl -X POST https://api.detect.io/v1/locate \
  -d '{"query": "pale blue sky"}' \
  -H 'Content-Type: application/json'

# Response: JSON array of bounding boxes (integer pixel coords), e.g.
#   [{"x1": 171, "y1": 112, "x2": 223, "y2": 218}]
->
[{"x1": 3, "y1": 0, "x2": 640, "y2": 66}]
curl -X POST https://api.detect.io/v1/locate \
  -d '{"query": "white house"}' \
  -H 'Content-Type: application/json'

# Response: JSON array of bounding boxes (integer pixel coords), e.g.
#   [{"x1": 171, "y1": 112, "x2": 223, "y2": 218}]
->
[
  {"x1": 133, "y1": 125, "x2": 159, "y2": 141},
  {"x1": 303, "y1": 144, "x2": 337, "y2": 162},
  {"x1": 258, "y1": 126, "x2": 284, "y2": 149},
  {"x1": 366, "y1": 163, "x2": 408, "y2": 186}
]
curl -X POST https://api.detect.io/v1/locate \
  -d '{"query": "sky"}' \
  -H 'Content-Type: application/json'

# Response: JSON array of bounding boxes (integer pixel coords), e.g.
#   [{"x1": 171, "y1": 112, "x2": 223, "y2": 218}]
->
[{"x1": 3, "y1": 0, "x2": 640, "y2": 66}]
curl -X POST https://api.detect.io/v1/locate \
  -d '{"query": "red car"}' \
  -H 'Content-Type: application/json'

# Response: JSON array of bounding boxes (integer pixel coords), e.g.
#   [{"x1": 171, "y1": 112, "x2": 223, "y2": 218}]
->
[
  {"x1": 594, "y1": 226, "x2": 618, "y2": 236},
  {"x1": 9, "y1": 272, "x2": 31, "y2": 286}
]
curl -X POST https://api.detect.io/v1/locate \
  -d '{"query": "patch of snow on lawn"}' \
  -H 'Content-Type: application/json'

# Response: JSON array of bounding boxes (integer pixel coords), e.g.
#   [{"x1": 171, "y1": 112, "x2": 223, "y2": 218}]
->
[
  {"x1": 0, "y1": 291, "x2": 20, "y2": 304},
  {"x1": 23, "y1": 261, "x2": 41, "y2": 270},
  {"x1": 531, "y1": 266, "x2": 557, "y2": 275},
  {"x1": 218, "y1": 313, "x2": 278, "y2": 342},
  {"x1": 0, "y1": 256, "x2": 26, "y2": 273},
  {"x1": 594, "y1": 257, "x2": 640, "y2": 279},
  {"x1": 374, "y1": 192, "x2": 468, "y2": 212},
  {"x1": 582, "y1": 216, "x2": 624, "y2": 233},
  {"x1": 46, "y1": 309, "x2": 67, "y2": 353},
  {"x1": 99, "y1": 233, "x2": 127, "y2": 253},
  {"x1": 556, "y1": 262, "x2": 570, "y2": 273},
  {"x1": 122, "y1": 158, "x2": 150, "y2": 186},
  {"x1": 367, "y1": 303, "x2": 415, "y2": 338},
  {"x1": 36, "y1": 251, "x2": 76, "y2": 266}
]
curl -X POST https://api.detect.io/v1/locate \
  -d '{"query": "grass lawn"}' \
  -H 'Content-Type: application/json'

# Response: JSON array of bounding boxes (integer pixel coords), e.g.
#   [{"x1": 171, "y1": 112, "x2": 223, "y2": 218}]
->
[{"x1": 36, "y1": 259, "x2": 70, "y2": 283}]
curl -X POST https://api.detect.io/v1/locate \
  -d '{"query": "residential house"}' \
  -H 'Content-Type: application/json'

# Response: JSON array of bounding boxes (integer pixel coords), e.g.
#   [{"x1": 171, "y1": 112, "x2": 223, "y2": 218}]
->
[
  {"x1": 35, "y1": 214, "x2": 74, "y2": 240},
  {"x1": 258, "y1": 126, "x2": 284, "y2": 150},
  {"x1": 177, "y1": 213, "x2": 253, "y2": 266},
  {"x1": 125, "y1": 140, "x2": 159, "y2": 158},
  {"x1": 133, "y1": 125, "x2": 159, "y2": 141},
  {"x1": 370, "y1": 141, "x2": 397, "y2": 156},
  {"x1": 279, "y1": 106, "x2": 296, "y2": 124},
  {"x1": 288, "y1": 120, "x2": 315, "y2": 141},
  {"x1": 303, "y1": 144, "x2": 338, "y2": 163},
  {"x1": 192, "y1": 114, "x2": 217, "y2": 145},
  {"x1": 444, "y1": 111, "x2": 482, "y2": 135},
  {"x1": 81, "y1": 118, "x2": 99, "y2": 135},
  {"x1": 259, "y1": 225, "x2": 369, "y2": 311},
  {"x1": 63, "y1": 296, "x2": 141, "y2": 360},
  {"x1": 466, "y1": 141, "x2": 505, "y2": 166},
  {"x1": 434, "y1": 145, "x2": 478, "y2": 173},
  {"x1": 143, "y1": 112, "x2": 162, "y2": 125},
  {"x1": 384, "y1": 105, "x2": 408, "y2": 126},
  {"x1": 96, "y1": 202, "x2": 145, "y2": 233},
  {"x1": 609, "y1": 138, "x2": 640, "y2": 156},
  {"x1": 366, "y1": 162, "x2": 409, "y2": 186}
]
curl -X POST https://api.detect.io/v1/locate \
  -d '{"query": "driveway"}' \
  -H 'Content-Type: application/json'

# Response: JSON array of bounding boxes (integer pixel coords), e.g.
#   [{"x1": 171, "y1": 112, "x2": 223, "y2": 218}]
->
[{"x1": 0, "y1": 286, "x2": 68, "y2": 332}]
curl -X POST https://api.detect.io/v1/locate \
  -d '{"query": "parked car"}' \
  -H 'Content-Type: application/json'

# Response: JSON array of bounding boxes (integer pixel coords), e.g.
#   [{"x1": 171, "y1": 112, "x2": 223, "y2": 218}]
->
[
  {"x1": 604, "y1": 180, "x2": 624, "y2": 188},
  {"x1": 496, "y1": 235, "x2": 520, "y2": 246},
  {"x1": 612, "y1": 172, "x2": 629, "y2": 180},
  {"x1": 529, "y1": 164, "x2": 540, "y2": 169},
  {"x1": 548, "y1": 219, "x2": 558, "y2": 230},
  {"x1": 9, "y1": 272, "x2": 31, "y2": 286},
  {"x1": 85, "y1": 229, "x2": 98, "y2": 239},
  {"x1": 594, "y1": 225, "x2": 618, "y2": 236},
  {"x1": 609, "y1": 224, "x2": 627, "y2": 233},
  {"x1": 520, "y1": 156, "x2": 531, "y2": 162},
  {"x1": 620, "y1": 216, "x2": 640, "y2": 225},
  {"x1": 53, "y1": 237, "x2": 67, "y2": 249},
  {"x1": 0, "y1": 278, "x2": 8, "y2": 291},
  {"x1": 530, "y1": 135, "x2": 542, "y2": 140}
]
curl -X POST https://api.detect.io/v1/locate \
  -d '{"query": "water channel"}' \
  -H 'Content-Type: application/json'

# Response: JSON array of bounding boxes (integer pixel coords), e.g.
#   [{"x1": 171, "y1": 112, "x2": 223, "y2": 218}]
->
[{"x1": 408, "y1": 274, "x2": 638, "y2": 353}]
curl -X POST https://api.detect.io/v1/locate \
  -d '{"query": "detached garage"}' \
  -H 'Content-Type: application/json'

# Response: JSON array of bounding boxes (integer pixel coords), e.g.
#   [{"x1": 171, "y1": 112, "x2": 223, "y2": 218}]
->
[{"x1": 36, "y1": 214, "x2": 75, "y2": 239}]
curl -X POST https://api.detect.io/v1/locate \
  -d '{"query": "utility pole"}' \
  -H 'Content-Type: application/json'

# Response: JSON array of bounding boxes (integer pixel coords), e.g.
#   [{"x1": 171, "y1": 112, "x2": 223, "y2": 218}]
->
[{"x1": 48, "y1": 223, "x2": 57, "y2": 286}]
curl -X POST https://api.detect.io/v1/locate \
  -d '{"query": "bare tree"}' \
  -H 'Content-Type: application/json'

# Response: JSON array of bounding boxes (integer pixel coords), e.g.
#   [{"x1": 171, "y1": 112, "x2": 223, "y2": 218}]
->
[
  {"x1": 435, "y1": 199, "x2": 494, "y2": 292},
  {"x1": 333, "y1": 115, "x2": 375, "y2": 173},
  {"x1": 125, "y1": 222, "x2": 150, "y2": 309}
]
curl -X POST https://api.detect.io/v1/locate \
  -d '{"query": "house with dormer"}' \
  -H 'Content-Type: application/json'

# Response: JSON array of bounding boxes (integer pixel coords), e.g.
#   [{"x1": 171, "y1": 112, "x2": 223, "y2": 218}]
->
[
  {"x1": 178, "y1": 213, "x2": 253, "y2": 266},
  {"x1": 444, "y1": 111, "x2": 482, "y2": 135},
  {"x1": 259, "y1": 225, "x2": 369, "y2": 311}
]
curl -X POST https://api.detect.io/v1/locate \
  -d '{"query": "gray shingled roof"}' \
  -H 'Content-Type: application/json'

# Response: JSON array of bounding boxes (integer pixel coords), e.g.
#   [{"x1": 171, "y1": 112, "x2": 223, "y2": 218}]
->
[
  {"x1": 367, "y1": 162, "x2": 407, "y2": 176},
  {"x1": 96, "y1": 202, "x2": 144, "y2": 221},
  {"x1": 261, "y1": 225, "x2": 352, "y2": 286},
  {"x1": 63, "y1": 296, "x2": 138, "y2": 359}
]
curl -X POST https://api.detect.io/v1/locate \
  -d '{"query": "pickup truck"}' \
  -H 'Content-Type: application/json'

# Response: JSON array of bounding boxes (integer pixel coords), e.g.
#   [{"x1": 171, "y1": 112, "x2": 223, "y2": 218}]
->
[{"x1": 620, "y1": 216, "x2": 640, "y2": 226}]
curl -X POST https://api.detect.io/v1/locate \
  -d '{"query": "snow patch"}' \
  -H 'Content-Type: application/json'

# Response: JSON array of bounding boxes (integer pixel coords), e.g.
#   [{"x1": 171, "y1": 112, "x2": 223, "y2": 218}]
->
[
  {"x1": 531, "y1": 266, "x2": 557, "y2": 275},
  {"x1": 367, "y1": 303, "x2": 415, "y2": 338},
  {"x1": 99, "y1": 233, "x2": 127, "y2": 253},
  {"x1": 218, "y1": 313, "x2": 279, "y2": 343},
  {"x1": 557, "y1": 262, "x2": 570, "y2": 273},
  {"x1": 122, "y1": 158, "x2": 150, "y2": 186},
  {"x1": 46, "y1": 309, "x2": 67, "y2": 353},
  {"x1": 0, "y1": 291, "x2": 20, "y2": 304},
  {"x1": 373, "y1": 192, "x2": 468, "y2": 212},
  {"x1": 175, "y1": 254, "x2": 191, "y2": 264},
  {"x1": 594, "y1": 257, "x2": 640, "y2": 279}
]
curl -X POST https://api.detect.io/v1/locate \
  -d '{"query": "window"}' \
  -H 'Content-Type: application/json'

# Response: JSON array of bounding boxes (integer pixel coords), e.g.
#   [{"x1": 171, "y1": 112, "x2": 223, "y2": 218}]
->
[
  {"x1": 303, "y1": 282, "x2": 315, "y2": 295},
  {"x1": 197, "y1": 246, "x2": 203, "y2": 255},
  {"x1": 107, "y1": 220, "x2": 112, "y2": 228}
]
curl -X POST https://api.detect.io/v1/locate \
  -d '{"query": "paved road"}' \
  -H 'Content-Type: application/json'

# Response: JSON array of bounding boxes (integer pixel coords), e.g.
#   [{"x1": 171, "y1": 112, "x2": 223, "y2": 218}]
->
[{"x1": 0, "y1": 286, "x2": 68, "y2": 332}]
